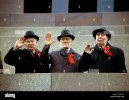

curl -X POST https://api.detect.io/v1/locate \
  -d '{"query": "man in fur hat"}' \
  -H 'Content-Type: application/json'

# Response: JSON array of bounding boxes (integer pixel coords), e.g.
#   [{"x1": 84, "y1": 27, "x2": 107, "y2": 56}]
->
[
  {"x1": 78, "y1": 27, "x2": 127, "y2": 73},
  {"x1": 40, "y1": 29, "x2": 81, "y2": 72},
  {"x1": 4, "y1": 31, "x2": 49, "y2": 73}
]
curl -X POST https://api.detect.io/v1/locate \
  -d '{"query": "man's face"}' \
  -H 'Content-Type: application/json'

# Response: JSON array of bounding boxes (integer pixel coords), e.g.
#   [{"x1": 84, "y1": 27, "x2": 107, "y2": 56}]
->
[
  {"x1": 24, "y1": 37, "x2": 37, "y2": 51},
  {"x1": 95, "y1": 32, "x2": 108, "y2": 46},
  {"x1": 59, "y1": 36, "x2": 72, "y2": 49}
]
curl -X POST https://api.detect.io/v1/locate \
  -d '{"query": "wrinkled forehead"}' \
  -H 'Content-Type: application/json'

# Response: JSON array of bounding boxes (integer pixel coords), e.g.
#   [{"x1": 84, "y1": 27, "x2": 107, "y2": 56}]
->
[
  {"x1": 60, "y1": 36, "x2": 72, "y2": 40},
  {"x1": 96, "y1": 32, "x2": 106, "y2": 36},
  {"x1": 25, "y1": 37, "x2": 37, "y2": 41}
]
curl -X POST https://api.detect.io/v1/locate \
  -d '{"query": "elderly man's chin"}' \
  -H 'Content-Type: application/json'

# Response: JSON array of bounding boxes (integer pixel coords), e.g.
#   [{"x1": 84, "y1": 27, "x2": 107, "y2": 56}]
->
[
  {"x1": 62, "y1": 45, "x2": 70, "y2": 49},
  {"x1": 97, "y1": 41, "x2": 105, "y2": 46},
  {"x1": 28, "y1": 47, "x2": 35, "y2": 51}
]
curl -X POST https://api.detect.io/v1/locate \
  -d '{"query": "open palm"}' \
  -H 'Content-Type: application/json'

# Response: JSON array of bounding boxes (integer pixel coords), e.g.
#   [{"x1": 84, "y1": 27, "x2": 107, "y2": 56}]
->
[
  {"x1": 45, "y1": 32, "x2": 55, "y2": 45},
  {"x1": 14, "y1": 37, "x2": 25, "y2": 49},
  {"x1": 85, "y1": 43, "x2": 94, "y2": 54}
]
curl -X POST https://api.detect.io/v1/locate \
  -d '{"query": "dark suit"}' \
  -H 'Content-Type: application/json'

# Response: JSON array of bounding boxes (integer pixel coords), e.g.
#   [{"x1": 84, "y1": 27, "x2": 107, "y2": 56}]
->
[
  {"x1": 78, "y1": 43, "x2": 127, "y2": 73},
  {"x1": 40, "y1": 45, "x2": 81, "y2": 73},
  {"x1": 4, "y1": 47, "x2": 49, "y2": 73}
]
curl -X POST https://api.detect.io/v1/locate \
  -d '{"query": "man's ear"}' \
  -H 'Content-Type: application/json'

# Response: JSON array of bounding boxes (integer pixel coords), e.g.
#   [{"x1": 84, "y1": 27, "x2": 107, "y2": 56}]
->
[
  {"x1": 35, "y1": 41, "x2": 38, "y2": 45},
  {"x1": 70, "y1": 38, "x2": 73, "y2": 42}
]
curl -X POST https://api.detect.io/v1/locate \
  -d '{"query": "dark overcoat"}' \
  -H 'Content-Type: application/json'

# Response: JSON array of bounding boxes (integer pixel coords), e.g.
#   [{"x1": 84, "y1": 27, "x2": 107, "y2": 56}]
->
[
  {"x1": 40, "y1": 45, "x2": 81, "y2": 73},
  {"x1": 78, "y1": 43, "x2": 127, "y2": 73},
  {"x1": 4, "y1": 47, "x2": 49, "y2": 73}
]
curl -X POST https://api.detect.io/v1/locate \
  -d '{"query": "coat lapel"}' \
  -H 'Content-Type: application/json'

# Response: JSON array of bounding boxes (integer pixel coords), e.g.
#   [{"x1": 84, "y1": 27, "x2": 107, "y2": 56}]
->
[
  {"x1": 94, "y1": 45, "x2": 102, "y2": 53},
  {"x1": 59, "y1": 48, "x2": 67, "y2": 57}
]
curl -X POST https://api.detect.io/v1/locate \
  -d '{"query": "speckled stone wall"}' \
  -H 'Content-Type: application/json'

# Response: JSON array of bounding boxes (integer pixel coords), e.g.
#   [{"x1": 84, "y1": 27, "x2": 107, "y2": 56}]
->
[
  {"x1": 0, "y1": 74, "x2": 51, "y2": 91},
  {"x1": 51, "y1": 73, "x2": 129, "y2": 91},
  {"x1": 0, "y1": 73, "x2": 129, "y2": 91}
]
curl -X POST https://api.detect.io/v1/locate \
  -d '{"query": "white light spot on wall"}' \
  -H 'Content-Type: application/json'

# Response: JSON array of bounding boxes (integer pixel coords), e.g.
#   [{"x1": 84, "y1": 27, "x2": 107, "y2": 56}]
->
[
  {"x1": 78, "y1": 82, "x2": 80, "y2": 86},
  {"x1": 78, "y1": 5, "x2": 80, "y2": 8},
  {"x1": 108, "y1": 5, "x2": 110, "y2": 8},
  {"x1": 18, "y1": 5, "x2": 21, "y2": 9},
  {"x1": 3, "y1": 18, "x2": 7, "y2": 22},
  {"x1": 18, "y1": 82, "x2": 21, "y2": 86},
  {"x1": 123, "y1": 18, "x2": 125, "y2": 22},
  {"x1": 48, "y1": 5, "x2": 51, "y2": 8},
  {"x1": 93, "y1": 18, "x2": 96, "y2": 22},
  {"x1": 33, "y1": 18, "x2": 36, "y2": 22},
  {"x1": 63, "y1": 18, "x2": 65, "y2": 22}
]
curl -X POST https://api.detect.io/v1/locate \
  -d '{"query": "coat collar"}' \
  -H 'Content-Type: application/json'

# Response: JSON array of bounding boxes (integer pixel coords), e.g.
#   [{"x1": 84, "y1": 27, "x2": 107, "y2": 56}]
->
[
  {"x1": 58, "y1": 48, "x2": 75, "y2": 56},
  {"x1": 94, "y1": 43, "x2": 112, "y2": 52},
  {"x1": 23, "y1": 49, "x2": 40, "y2": 58},
  {"x1": 94, "y1": 45, "x2": 102, "y2": 52}
]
